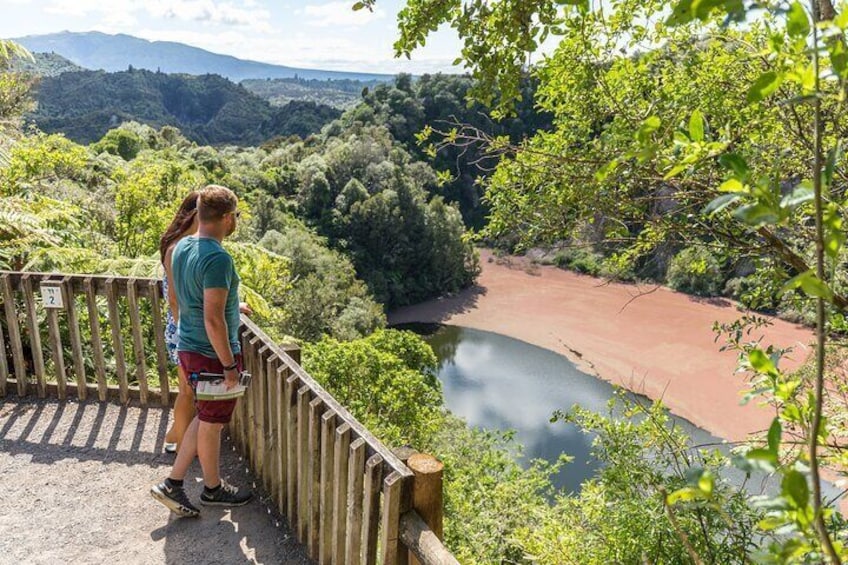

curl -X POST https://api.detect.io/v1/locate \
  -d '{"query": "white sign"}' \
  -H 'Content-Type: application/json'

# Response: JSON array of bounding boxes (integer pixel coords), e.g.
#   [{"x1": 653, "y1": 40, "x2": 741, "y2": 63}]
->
[{"x1": 41, "y1": 284, "x2": 64, "y2": 309}]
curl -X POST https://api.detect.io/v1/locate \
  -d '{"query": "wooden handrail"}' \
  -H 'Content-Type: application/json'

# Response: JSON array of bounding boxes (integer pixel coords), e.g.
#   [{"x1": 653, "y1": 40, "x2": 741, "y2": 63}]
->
[
  {"x1": 400, "y1": 511, "x2": 460, "y2": 565},
  {"x1": 239, "y1": 314, "x2": 413, "y2": 480},
  {"x1": 0, "y1": 270, "x2": 456, "y2": 565}
]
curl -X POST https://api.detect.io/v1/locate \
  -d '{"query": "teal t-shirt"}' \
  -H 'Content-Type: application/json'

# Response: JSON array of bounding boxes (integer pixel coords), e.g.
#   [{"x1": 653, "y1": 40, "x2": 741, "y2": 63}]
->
[{"x1": 172, "y1": 236, "x2": 241, "y2": 358}]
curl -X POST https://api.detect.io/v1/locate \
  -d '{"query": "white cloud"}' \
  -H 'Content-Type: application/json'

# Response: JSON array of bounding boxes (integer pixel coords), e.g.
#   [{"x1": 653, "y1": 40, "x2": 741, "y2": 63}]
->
[
  {"x1": 45, "y1": 0, "x2": 133, "y2": 17},
  {"x1": 147, "y1": 0, "x2": 271, "y2": 30},
  {"x1": 303, "y1": 1, "x2": 385, "y2": 27},
  {"x1": 46, "y1": 0, "x2": 270, "y2": 31}
]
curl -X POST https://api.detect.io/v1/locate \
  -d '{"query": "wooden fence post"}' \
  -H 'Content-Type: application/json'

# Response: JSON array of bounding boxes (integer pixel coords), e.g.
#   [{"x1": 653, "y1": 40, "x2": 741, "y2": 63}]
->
[
  {"x1": 282, "y1": 343, "x2": 301, "y2": 365},
  {"x1": 407, "y1": 453, "x2": 445, "y2": 565}
]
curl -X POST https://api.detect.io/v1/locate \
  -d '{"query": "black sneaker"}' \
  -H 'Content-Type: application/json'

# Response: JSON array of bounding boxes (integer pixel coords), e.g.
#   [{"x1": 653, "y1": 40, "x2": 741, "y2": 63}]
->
[
  {"x1": 150, "y1": 480, "x2": 200, "y2": 518},
  {"x1": 200, "y1": 480, "x2": 252, "y2": 507}
]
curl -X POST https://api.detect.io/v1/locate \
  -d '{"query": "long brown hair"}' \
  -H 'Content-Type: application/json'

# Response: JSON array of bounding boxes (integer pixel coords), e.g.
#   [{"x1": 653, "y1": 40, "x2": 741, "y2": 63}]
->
[{"x1": 159, "y1": 191, "x2": 199, "y2": 265}]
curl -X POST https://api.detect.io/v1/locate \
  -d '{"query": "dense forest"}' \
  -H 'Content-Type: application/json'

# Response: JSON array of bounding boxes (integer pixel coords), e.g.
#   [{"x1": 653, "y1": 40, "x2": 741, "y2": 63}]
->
[
  {"x1": 26, "y1": 68, "x2": 341, "y2": 145},
  {"x1": 242, "y1": 77, "x2": 382, "y2": 110},
  {"x1": 349, "y1": 73, "x2": 554, "y2": 228}
]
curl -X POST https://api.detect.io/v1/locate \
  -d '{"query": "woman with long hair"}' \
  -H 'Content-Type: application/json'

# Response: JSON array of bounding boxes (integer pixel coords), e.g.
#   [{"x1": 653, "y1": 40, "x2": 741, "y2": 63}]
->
[{"x1": 161, "y1": 191, "x2": 200, "y2": 453}]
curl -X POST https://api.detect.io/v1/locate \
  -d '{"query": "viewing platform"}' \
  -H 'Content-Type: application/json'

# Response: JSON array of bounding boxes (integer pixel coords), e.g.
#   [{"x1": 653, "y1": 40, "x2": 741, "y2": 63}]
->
[{"x1": 0, "y1": 271, "x2": 457, "y2": 565}]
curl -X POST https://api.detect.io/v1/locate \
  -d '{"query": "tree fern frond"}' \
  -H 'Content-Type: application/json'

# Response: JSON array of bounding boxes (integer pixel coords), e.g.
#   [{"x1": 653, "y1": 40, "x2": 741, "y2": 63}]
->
[{"x1": 0, "y1": 40, "x2": 33, "y2": 69}]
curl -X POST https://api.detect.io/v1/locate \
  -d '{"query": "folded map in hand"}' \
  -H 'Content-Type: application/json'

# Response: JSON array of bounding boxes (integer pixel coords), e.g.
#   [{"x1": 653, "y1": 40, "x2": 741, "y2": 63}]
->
[{"x1": 193, "y1": 371, "x2": 250, "y2": 401}]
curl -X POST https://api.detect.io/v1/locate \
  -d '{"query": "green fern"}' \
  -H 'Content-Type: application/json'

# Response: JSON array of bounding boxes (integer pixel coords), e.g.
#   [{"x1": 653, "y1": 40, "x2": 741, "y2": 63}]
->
[{"x1": 0, "y1": 40, "x2": 33, "y2": 70}]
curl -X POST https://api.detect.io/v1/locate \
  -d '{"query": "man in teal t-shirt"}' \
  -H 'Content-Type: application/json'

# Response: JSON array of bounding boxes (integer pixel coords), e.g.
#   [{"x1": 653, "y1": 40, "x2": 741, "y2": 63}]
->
[
  {"x1": 151, "y1": 185, "x2": 252, "y2": 518},
  {"x1": 173, "y1": 236, "x2": 241, "y2": 358}
]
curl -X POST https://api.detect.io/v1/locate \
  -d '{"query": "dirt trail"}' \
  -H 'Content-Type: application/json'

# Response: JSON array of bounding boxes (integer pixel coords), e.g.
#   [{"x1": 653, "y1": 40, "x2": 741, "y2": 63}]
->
[
  {"x1": 0, "y1": 397, "x2": 310, "y2": 565},
  {"x1": 390, "y1": 250, "x2": 814, "y2": 442}
]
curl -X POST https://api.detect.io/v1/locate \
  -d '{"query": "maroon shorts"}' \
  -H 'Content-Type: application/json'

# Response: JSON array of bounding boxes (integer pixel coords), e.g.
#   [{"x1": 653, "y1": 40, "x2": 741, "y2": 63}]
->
[{"x1": 178, "y1": 351, "x2": 243, "y2": 424}]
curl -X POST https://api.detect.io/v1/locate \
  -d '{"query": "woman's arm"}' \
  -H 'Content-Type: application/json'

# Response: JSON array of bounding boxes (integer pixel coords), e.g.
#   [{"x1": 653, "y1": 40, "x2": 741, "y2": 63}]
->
[{"x1": 164, "y1": 246, "x2": 179, "y2": 323}]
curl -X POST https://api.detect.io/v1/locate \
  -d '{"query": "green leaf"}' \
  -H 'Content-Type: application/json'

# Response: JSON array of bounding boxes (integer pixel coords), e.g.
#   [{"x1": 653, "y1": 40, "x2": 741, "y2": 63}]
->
[
  {"x1": 829, "y1": 39, "x2": 848, "y2": 79},
  {"x1": 689, "y1": 109, "x2": 705, "y2": 142},
  {"x1": 759, "y1": 515, "x2": 788, "y2": 531},
  {"x1": 666, "y1": 0, "x2": 694, "y2": 25},
  {"x1": 782, "y1": 470, "x2": 810, "y2": 509},
  {"x1": 719, "y1": 153, "x2": 749, "y2": 179},
  {"x1": 698, "y1": 470, "x2": 714, "y2": 495},
  {"x1": 749, "y1": 348, "x2": 778, "y2": 377},
  {"x1": 824, "y1": 203, "x2": 845, "y2": 259},
  {"x1": 746, "y1": 447, "x2": 778, "y2": 465},
  {"x1": 692, "y1": 0, "x2": 727, "y2": 19},
  {"x1": 767, "y1": 417, "x2": 781, "y2": 454},
  {"x1": 667, "y1": 487, "x2": 704, "y2": 505},
  {"x1": 733, "y1": 202, "x2": 778, "y2": 226},
  {"x1": 719, "y1": 178, "x2": 744, "y2": 192},
  {"x1": 781, "y1": 270, "x2": 834, "y2": 301},
  {"x1": 663, "y1": 164, "x2": 689, "y2": 180},
  {"x1": 595, "y1": 159, "x2": 619, "y2": 182},
  {"x1": 836, "y1": 9, "x2": 848, "y2": 30},
  {"x1": 748, "y1": 72, "x2": 783, "y2": 103},
  {"x1": 780, "y1": 181, "x2": 814, "y2": 209},
  {"x1": 825, "y1": 142, "x2": 842, "y2": 188},
  {"x1": 703, "y1": 193, "x2": 741, "y2": 215},
  {"x1": 786, "y1": 2, "x2": 810, "y2": 39},
  {"x1": 352, "y1": 1, "x2": 366, "y2": 10},
  {"x1": 782, "y1": 403, "x2": 803, "y2": 423},
  {"x1": 636, "y1": 116, "x2": 661, "y2": 142}
]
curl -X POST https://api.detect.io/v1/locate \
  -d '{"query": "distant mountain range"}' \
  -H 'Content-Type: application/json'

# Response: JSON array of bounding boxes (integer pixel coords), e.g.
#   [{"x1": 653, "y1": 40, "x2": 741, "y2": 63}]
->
[{"x1": 13, "y1": 31, "x2": 394, "y2": 82}]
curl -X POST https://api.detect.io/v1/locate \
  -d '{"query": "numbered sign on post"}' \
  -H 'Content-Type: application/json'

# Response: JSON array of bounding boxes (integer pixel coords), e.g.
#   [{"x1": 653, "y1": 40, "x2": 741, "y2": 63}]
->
[{"x1": 40, "y1": 283, "x2": 64, "y2": 309}]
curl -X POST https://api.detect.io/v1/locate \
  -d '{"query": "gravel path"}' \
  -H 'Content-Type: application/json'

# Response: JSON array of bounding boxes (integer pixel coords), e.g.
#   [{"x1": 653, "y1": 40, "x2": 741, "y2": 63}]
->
[{"x1": 0, "y1": 397, "x2": 311, "y2": 565}]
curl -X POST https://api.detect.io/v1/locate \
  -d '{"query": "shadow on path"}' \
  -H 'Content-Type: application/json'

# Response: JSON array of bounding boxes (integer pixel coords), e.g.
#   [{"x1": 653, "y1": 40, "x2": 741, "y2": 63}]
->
[{"x1": 0, "y1": 397, "x2": 309, "y2": 564}]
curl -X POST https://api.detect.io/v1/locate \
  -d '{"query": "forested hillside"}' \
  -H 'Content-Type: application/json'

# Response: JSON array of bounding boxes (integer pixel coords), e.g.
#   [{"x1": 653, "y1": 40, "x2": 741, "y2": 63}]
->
[
  {"x1": 9, "y1": 52, "x2": 83, "y2": 76},
  {"x1": 349, "y1": 73, "x2": 554, "y2": 228},
  {"x1": 27, "y1": 68, "x2": 341, "y2": 145},
  {"x1": 242, "y1": 77, "x2": 380, "y2": 110}
]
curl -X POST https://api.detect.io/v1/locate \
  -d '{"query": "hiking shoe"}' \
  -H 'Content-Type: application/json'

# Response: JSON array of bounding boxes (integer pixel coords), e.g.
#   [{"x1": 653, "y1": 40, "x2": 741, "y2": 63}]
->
[
  {"x1": 200, "y1": 480, "x2": 252, "y2": 507},
  {"x1": 150, "y1": 480, "x2": 200, "y2": 518}
]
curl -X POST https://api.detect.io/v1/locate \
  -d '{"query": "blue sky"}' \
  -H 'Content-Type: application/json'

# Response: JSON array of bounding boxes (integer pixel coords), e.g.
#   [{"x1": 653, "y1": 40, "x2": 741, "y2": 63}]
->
[{"x1": 0, "y1": 0, "x2": 466, "y2": 73}]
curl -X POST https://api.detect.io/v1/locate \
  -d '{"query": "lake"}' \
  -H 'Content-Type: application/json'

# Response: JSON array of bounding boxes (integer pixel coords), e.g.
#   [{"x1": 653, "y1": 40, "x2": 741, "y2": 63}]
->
[{"x1": 396, "y1": 323, "x2": 763, "y2": 494}]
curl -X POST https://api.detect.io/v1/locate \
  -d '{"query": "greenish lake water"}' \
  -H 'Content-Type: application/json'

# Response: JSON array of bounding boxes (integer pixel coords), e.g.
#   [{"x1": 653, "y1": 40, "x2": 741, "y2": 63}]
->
[{"x1": 396, "y1": 323, "x2": 812, "y2": 498}]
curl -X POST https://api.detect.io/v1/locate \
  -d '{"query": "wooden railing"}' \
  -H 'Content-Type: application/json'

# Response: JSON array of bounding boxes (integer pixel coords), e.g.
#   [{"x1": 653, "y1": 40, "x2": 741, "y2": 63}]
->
[{"x1": 0, "y1": 271, "x2": 459, "y2": 565}]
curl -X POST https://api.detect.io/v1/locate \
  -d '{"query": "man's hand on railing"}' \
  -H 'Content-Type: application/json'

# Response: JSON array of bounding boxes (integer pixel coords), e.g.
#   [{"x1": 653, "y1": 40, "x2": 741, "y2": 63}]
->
[{"x1": 239, "y1": 302, "x2": 252, "y2": 315}]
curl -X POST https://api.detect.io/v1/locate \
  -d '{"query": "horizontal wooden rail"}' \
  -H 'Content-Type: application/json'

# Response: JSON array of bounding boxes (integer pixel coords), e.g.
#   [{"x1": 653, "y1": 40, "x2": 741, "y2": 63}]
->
[
  {"x1": 1, "y1": 270, "x2": 457, "y2": 565},
  {"x1": 400, "y1": 511, "x2": 460, "y2": 565},
  {"x1": 0, "y1": 271, "x2": 170, "y2": 404}
]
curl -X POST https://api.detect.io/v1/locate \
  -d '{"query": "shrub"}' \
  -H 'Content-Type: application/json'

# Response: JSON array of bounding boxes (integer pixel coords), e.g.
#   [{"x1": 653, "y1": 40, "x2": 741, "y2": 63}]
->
[
  {"x1": 666, "y1": 245, "x2": 724, "y2": 296},
  {"x1": 552, "y1": 247, "x2": 602, "y2": 276}
]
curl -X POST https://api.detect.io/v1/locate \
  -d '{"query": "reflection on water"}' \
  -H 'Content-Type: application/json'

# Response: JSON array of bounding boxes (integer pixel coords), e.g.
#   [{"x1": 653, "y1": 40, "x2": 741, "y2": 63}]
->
[
  {"x1": 396, "y1": 324, "x2": 842, "y2": 502},
  {"x1": 399, "y1": 324, "x2": 740, "y2": 494}
]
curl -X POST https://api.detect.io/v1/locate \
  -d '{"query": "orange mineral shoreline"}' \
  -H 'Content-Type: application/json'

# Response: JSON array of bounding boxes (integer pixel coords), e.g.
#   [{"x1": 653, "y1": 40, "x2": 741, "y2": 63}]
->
[{"x1": 389, "y1": 249, "x2": 814, "y2": 443}]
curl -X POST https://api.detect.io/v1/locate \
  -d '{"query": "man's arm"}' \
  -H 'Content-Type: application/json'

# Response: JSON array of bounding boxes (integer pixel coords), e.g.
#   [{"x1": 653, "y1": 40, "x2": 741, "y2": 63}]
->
[{"x1": 204, "y1": 287, "x2": 238, "y2": 388}]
